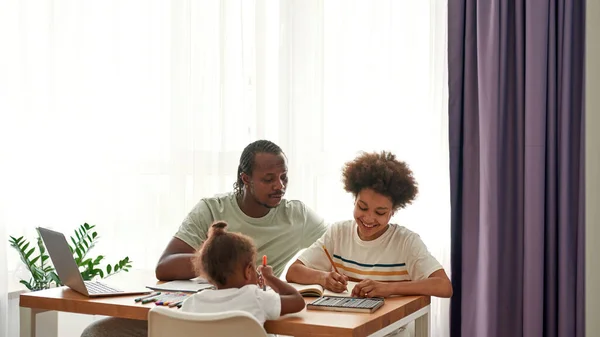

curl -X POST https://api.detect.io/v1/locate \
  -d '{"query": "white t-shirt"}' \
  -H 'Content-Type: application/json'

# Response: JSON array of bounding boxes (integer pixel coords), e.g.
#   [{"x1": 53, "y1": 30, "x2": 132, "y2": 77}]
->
[
  {"x1": 298, "y1": 220, "x2": 442, "y2": 282},
  {"x1": 180, "y1": 285, "x2": 281, "y2": 325}
]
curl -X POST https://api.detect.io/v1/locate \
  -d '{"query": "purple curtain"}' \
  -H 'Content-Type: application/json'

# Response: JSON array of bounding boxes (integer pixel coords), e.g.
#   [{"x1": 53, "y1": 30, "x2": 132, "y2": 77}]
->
[{"x1": 447, "y1": 1, "x2": 585, "y2": 337}]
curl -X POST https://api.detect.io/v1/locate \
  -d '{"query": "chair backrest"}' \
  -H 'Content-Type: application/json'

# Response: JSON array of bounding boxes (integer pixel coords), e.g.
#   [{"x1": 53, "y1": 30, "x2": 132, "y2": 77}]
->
[{"x1": 148, "y1": 307, "x2": 269, "y2": 337}]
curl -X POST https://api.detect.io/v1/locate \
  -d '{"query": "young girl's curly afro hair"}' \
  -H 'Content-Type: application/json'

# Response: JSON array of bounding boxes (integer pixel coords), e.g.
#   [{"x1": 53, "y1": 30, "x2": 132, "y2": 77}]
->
[
  {"x1": 342, "y1": 151, "x2": 418, "y2": 211},
  {"x1": 194, "y1": 221, "x2": 257, "y2": 287}
]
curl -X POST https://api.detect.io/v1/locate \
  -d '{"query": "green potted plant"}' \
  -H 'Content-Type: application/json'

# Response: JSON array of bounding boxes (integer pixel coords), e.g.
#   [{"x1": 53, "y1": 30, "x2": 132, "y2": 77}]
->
[{"x1": 8, "y1": 223, "x2": 132, "y2": 291}]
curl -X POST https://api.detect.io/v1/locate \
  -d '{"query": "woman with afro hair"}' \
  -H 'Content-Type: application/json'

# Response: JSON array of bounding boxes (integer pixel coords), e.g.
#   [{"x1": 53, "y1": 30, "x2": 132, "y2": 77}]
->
[{"x1": 286, "y1": 151, "x2": 452, "y2": 301}]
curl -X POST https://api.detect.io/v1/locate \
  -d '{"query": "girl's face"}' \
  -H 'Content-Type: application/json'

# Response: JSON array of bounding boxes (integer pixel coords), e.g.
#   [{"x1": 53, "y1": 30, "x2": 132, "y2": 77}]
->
[{"x1": 353, "y1": 188, "x2": 394, "y2": 241}]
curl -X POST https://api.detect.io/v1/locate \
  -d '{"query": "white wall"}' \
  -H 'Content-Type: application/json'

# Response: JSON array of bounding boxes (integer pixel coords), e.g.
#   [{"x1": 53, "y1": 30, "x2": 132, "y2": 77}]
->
[{"x1": 586, "y1": 0, "x2": 600, "y2": 336}]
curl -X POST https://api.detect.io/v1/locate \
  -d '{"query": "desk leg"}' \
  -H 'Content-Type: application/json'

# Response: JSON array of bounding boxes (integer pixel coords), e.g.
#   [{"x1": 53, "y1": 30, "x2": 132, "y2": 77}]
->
[
  {"x1": 19, "y1": 308, "x2": 58, "y2": 337},
  {"x1": 20, "y1": 307, "x2": 37, "y2": 337},
  {"x1": 414, "y1": 309, "x2": 430, "y2": 337}
]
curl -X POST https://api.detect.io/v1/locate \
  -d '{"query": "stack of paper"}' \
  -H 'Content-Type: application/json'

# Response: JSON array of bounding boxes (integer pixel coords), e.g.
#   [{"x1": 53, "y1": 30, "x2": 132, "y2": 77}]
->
[{"x1": 146, "y1": 277, "x2": 214, "y2": 293}]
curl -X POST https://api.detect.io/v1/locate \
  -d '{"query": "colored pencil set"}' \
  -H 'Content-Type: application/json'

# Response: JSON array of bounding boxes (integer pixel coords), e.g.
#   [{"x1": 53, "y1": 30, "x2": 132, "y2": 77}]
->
[{"x1": 134, "y1": 292, "x2": 190, "y2": 308}]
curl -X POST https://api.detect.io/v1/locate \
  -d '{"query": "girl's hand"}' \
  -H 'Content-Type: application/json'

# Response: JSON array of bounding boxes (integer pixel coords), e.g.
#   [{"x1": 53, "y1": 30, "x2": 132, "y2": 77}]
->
[
  {"x1": 257, "y1": 265, "x2": 275, "y2": 289},
  {"x1": 351, "y1": 279, "x2": 391, "y2": 298},
  {"x1": 257, "y1": 265, "x2": 274, "y2": 279},
  {"x1": 320, "y1": 271, "x2": 349, "y2": 293}
]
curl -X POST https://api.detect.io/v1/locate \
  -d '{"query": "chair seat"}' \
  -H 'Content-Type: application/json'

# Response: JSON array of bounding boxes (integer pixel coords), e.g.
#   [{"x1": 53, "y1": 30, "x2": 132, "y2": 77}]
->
[{"x1": 148, "y1": 307, "x2": 269, "y2": 337}]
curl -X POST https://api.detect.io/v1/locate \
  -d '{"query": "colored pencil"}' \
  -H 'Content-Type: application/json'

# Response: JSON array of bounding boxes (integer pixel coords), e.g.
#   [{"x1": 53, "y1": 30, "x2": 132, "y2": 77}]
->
[
  {"x1": 135, "y1": 292, "x2": 161, "y2": 302},
  {"x1": 262, "y1": 255, "x2": 267, "y2": 291}
]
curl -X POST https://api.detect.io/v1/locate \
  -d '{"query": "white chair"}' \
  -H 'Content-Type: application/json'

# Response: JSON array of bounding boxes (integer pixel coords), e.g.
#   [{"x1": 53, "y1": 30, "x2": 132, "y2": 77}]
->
[{"x1": 148, "y1": 306, "x2": 269, "y2": 337}]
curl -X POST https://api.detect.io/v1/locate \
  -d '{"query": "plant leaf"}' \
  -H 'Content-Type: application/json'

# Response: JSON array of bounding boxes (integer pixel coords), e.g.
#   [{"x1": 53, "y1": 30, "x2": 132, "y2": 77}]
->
[
  {"x1": 20, "y1": 280, "x2": 34, "y2": 291},
  {"x1": 31, "y1": 265, "x2": 44, "y2": 280},
  {"x1": 30, "y1": 256, "x2": 40, "y2": 265},
  {"x1": 36, "y1": 235, "x2": 46, "y2": 254},
  {"x1": 25, "y1": 247, "x2": 35, "y2": 260},
  {"x1": 49, "y1": 272, "x2": 62, "y2": 286},
  {"x1": 106, "y1": 265, "x2": 112, "y2": 274},
  {"x1": 93, "y1": 256, "x2": 104, "y2": 264}
]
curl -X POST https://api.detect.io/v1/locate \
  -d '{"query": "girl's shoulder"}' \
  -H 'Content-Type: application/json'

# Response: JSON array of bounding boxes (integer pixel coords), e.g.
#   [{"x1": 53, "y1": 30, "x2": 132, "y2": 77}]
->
[
  {"x1": 327, "y1": 219, "x2": 356, "y2": 235},
  {"x1": 386, "y1": 224, "x2": 429, "y2": 249},
  {"x1": 330, "y1": 219, "x2": 355, "y2": 228}
]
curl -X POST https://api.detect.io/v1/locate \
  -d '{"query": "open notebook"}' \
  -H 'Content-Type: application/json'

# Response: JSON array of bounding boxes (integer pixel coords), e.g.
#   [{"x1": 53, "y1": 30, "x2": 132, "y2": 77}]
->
[
  {"x1": 146, "y1": 277, "x2": 214, "y2": 293},
  {"x1": 288, "y1": 281, "x2": 359, "y2": 297}
]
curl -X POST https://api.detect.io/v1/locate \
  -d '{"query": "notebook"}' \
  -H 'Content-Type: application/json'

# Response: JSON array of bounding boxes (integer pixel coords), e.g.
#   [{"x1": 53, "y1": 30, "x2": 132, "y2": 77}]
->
[
  {"x1": 288, "y1": 281, "x2": 359, "y2": 297},
  {"x1": 146, "y1": 277, "x2": 215, "y2": 293},
  {"x1": 307, "y1": 296, "x2": 385, "y2": 313}
]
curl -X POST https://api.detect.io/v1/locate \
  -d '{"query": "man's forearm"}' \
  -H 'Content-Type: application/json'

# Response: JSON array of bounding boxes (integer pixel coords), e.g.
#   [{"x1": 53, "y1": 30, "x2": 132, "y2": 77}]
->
[{"x1": 155, "y1": 253, "x2": 201, "y2": 281}]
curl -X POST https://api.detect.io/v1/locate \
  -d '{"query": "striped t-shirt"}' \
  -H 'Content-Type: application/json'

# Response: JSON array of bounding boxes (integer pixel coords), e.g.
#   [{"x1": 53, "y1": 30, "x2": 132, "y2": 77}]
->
[{"x1": 297, "y1": 220, "x2": 442, "y2": 282}]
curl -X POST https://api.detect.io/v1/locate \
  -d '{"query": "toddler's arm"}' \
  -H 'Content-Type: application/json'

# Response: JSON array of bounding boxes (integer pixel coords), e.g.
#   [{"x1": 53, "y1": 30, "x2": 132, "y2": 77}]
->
[{"x1": 259, "y1": 265, "x2": 305, "y2": 315}]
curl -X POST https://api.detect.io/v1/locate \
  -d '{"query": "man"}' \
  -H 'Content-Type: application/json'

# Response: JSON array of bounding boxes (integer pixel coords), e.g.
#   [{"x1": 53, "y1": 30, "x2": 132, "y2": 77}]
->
[{"x1": 81, "y1": 140, "x2": 327, "y2": 337}]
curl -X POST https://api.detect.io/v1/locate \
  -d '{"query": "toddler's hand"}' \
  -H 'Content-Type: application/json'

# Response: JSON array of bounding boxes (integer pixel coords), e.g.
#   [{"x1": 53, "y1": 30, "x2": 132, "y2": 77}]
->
[{"x1": 257, "y1": 265, "x2": 274, "y2": 278}]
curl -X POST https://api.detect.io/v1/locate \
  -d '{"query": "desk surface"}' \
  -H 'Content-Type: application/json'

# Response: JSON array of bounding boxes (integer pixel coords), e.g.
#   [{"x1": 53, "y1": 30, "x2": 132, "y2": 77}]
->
[{"x1": 20, "y1": 275, "x2": 430, "y2": 337}]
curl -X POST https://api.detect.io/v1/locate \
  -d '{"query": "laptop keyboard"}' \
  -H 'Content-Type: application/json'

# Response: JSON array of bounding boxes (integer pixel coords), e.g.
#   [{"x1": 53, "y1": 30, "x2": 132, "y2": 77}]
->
[{"x1": 84, "y1": 281, "x2": 123, "y2": 294}]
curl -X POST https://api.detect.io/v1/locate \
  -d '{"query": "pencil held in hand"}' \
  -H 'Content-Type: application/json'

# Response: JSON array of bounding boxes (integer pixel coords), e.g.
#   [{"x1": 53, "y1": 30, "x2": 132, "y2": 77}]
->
[
  {"x1": 322, "y1": 245, "x2": 339, "y2": 273},
  {"x1": 322, "y1": 245, "x2": 348, "y2": 291}
]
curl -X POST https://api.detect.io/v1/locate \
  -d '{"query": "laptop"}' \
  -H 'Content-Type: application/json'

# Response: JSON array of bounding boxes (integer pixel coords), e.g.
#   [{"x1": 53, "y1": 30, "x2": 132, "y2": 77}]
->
[{"x1": 38, "y1": 227, "x2": 151, "y2": 297}]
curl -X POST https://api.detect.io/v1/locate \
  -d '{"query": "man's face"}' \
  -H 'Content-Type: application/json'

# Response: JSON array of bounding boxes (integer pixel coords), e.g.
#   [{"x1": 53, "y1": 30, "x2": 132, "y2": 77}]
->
[{"x1": 242, "y1": 152, "x2": 288, "y2": 208}]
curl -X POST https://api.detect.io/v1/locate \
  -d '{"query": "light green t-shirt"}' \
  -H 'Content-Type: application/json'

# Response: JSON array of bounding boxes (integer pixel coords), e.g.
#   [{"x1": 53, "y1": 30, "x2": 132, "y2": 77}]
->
[{"x1": 175, "y1": 192, "x2": 327, "y2": 277}]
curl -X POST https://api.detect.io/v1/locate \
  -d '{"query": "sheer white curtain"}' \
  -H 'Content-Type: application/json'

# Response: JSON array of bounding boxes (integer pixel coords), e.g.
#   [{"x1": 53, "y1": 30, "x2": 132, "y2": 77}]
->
[
  {"x1": 0, "y1": 0, "x2": 449, "y2": 336},
  {"x1": 0, "y1": 213, "x2": 8, "y2": 337}
]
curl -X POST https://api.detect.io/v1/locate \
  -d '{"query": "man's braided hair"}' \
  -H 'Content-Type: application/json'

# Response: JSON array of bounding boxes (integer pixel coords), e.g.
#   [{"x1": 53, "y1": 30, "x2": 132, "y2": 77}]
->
[{"x1": 233, "y1": 140, "x2": 285, "y2": 196}]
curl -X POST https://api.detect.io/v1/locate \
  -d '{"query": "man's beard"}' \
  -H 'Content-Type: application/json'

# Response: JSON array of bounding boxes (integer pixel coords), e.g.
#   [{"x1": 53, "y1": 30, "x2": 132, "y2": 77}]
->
[
  {"x1": 249, "y1": 184, "x2": 280, "y2": 209},
  {"x1": 249, "y1": 186, "x2": 274, "y2": 209}
]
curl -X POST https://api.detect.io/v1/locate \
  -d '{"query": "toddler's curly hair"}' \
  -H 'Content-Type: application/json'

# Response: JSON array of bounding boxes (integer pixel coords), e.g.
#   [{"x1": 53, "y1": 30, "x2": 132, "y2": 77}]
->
[{"x1": 195, "y1": 221, "x2": 257, "y2": 286}]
